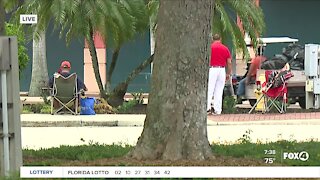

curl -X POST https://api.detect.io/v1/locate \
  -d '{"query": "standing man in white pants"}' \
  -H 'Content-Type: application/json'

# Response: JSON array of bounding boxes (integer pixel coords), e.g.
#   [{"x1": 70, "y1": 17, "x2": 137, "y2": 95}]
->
[{"x1": 207, "y1": 34, "x2": 232, "y2": 115}]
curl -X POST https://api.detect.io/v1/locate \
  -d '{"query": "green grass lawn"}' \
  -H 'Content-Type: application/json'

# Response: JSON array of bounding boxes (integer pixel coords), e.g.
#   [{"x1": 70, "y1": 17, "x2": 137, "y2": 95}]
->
[
  {"x1": 23, "y1": 140, "x2": 320, "y2": 166},
  {"x1": 212, "y1": 140, "x2": 320, "y2": 166}
]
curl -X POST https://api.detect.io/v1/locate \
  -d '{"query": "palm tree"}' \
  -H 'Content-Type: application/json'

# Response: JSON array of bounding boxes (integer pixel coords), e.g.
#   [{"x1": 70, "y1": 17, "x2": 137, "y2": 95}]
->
[
  {"x1": 147, "y1": 0, "x2": 265, "y2": 60},
  {"x1": 106, "y1": 1, "x2": 152, "y2": 106},
  {"x1": 22, "y1": 0, "x2": 149, "y2": 100},
  {"x1": 1, "y1": 0, "x2": 47, "y2": 96},
  {"x1": 212, "y1": 0, "x2": 265, "y2": 59},
  {"x1": 10, "y1": 1, "x2": 49, "y2": 96},
  {"x1": 28, "y1": 30, "x2": 49, "y2": 96}
]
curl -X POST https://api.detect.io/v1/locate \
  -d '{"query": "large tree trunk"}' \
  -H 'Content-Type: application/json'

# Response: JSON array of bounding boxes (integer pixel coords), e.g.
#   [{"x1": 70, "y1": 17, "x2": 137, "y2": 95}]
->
[
  {"x1": 87, "y1": 27, "x2": 107, "y2": 99},
  {"x1": 29, "y1": 31, "x2": 49, "y2": 96},
  {"x1": 128, "y1": 0, "x2": 214, "y2": 161},
  {"x1": 0, "y1": 1, "x2": 5, "y2": 35},
  {"x1": 108, "y1": 54, "x2": 154, "y2": 107}
]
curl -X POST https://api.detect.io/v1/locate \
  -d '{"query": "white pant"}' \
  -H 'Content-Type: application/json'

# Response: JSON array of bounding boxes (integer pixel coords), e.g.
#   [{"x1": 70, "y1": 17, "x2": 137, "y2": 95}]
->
[{"x1": 207, "y1": 67, "x2": 226, "y2": 113}]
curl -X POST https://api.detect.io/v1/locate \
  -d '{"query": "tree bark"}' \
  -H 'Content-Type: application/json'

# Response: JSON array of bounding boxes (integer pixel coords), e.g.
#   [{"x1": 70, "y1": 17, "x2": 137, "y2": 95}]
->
[
  {"x1": 108, "y1": 54, "x2": 154, "y2": 107},
  {"x1": 29, "y1": 31, "x2": 49, "y2": 96},
  {"x1": 87, "y1": 27, "x2": 107, "y2": 99},
  {"x1": 128, "y1": 0, "x2": 214, "y2": 161},
  {"x1": 106, "y1": 47, "x2": 120, "y2": 93},
  {"x1": 0, "y1": 1, "x2": 5, "y2": 35}
]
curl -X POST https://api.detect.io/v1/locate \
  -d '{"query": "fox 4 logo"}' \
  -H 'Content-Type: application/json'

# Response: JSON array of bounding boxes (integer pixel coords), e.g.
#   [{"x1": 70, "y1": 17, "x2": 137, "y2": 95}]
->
[{"x1": 283, "y1": 151, "x2": 309, "y2": 161}]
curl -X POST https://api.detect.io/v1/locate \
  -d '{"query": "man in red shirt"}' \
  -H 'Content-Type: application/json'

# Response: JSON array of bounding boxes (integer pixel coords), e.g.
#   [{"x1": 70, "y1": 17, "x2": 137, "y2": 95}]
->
[
  {"x1": 237, "y1": 50, "x2": 266, "y2": 96},
  {"x1": 207, "y1": 34, "x2": 232, "y2": 115}
]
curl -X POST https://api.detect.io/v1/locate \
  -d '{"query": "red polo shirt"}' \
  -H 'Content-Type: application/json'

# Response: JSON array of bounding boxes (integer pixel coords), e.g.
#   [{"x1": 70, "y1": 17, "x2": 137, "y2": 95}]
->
[{"x1": 210, "y1": 41, "x2": 231, "y2": 67}]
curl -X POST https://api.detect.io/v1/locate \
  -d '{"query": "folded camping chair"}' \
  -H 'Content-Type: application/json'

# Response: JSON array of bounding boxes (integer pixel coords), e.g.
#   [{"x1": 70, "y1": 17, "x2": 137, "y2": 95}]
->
[
  {"x1": 50, "y1": 73, "x2": 79, "y2": 115},
  {"x1": 249, "y1": 69, "x2": 293, "y2": 114}
]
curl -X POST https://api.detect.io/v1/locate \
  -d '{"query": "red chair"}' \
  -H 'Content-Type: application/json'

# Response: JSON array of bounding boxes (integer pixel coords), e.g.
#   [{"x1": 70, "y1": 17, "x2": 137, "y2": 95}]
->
[{"x1": 249, "y1": 69, "x2": 293, "y2": 114}]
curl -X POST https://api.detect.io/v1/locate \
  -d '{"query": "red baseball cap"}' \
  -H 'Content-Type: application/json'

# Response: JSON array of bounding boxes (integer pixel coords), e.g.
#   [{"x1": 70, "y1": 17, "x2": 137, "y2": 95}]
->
[{"x1": 60, "y1": 60, "x2": 71, "y2": 68}]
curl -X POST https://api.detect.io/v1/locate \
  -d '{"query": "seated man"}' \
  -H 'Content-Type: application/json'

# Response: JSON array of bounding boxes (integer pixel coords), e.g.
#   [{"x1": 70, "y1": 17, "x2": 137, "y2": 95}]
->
[
  {"x1": 237, "y1": 54, "x2": 266, "y2": 97},
  {"x1": 49, "y1": 60, "x2": 87, "y2": 109}
]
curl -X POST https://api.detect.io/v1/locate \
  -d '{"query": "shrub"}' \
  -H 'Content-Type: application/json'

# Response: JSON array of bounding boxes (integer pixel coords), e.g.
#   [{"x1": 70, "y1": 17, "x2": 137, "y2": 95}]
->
[
  {"x1": 116, "y1": 100, "x2": 138, "y2": 113},
  {"x1": 237, "y1": 129, "x2": 253, "y2": 144},
  {"x1": 5, "y1": 23, "x2": 29, "y2": 78},
  {"x1": 223, "y1": 96, "x2": 237, "y2": 113},
  {"x1": 30, "y1": 104, "x2": 44, "y2": 113},
  {"x1": 22, "y1": 105, "x2": 33, "y2": 114},
  {"x1": 94, "y1": 98, "x2": 115, "y2": 114},
  {"x1": 40, "y1": 104, "x2": 51, "y2": 114},
  {"x1": 131, "y1": 91, "x2": 144, "y2": 104}
]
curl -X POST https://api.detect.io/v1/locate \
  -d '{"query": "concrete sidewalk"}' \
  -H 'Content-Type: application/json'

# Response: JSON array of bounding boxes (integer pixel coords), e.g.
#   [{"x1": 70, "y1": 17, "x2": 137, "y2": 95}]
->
[
  {"x1": 20, "y1": 113, "x2": 320, "y2": 149},
  {"x1": 20, "y1": 113, "x2": 320, "y2": 127}
]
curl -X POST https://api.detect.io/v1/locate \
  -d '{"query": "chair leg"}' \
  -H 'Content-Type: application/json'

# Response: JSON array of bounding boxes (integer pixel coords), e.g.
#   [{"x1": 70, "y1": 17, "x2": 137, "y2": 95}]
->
[
  {"x1": 53, "y1": 98, "x2": 68, "y2": 115},
  {"x1": 51, "y1": 98, "x2": 79, "y2": 115},
  {"x1": 51, "y1": 97, "x2": 54, "y2": 115},
  {"x1": 267, "y1": 99, "x2": 283, "y2": 113},
  {"x1": 263, "y1": 97, "x2": 268, "y2": 113},
  {"x1": 62, "y1": 103, "x2": 75, "y2": 115},
  {"x1": 283, "y1": 93, "x2": 287, "y2": 113},
  {"x1": 248, "y1": 93, "x2": 265, "y2": 114},
  {"x1": 55, "y1": 106, "x2": 64, "y2": 115},
  {"x1": 60, "y1": 98, "x2": 77, "y2": 115},
  {"x1": 51, "y1": 98, "x2": 64, "y2": 115},
  {"x1": 75, "y1": 97, "x2": 78, "y2": 115}
]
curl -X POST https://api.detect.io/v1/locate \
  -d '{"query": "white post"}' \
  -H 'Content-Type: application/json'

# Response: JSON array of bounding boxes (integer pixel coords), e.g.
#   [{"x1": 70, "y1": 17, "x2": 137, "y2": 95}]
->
[{"x1": 1, "y1": 70, "x2": 9, "y2": 176}]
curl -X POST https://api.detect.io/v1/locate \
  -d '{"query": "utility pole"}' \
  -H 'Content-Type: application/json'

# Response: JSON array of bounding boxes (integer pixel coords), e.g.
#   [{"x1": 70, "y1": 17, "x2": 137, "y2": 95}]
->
[{"x1": 0, "y1": 37, "x2": 23, "y2": 177}]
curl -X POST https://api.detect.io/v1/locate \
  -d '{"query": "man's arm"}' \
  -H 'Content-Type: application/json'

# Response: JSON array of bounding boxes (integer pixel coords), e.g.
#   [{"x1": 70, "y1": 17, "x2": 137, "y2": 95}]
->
[
  {"x1": 77, "y1": 78, "x2": 88, "y2": 91},
  {"x1": 247, "y1": 63, "x2": 255, "y2": 78},
  {"x1": 245, "y1": 58, "x2": 258, "y2": 84}
]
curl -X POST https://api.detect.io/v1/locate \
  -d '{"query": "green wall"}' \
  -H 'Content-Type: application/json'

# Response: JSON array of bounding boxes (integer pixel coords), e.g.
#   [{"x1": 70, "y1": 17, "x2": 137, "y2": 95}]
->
[
  {"x1": 107, "y1": 33, "x2": 151, "y2": 92},
  {"x1": 260, "y1": 0, "x2": 320, "y2": 57}
]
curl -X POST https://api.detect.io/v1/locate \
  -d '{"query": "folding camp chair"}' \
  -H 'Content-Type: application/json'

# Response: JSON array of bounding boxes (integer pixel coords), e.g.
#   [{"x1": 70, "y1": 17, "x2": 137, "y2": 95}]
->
[
  {"x1": 50, "y1": 73, "x2": 79, "y2": 115},
  {"x1": 249, "y1": 68, "x2": 293, "y2": 114}
]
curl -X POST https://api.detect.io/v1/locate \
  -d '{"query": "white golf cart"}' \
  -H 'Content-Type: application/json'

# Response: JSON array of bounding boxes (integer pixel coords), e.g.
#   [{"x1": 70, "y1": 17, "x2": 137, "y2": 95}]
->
[{"x1": 240, "y1": 37, "x2": 306, "y2": 108}]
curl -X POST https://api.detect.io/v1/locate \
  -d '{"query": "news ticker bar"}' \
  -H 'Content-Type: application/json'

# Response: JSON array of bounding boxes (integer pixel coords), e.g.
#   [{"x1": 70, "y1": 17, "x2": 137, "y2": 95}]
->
[{"x1": 20, "y1": 166, "x2": 320, "y2": 178}]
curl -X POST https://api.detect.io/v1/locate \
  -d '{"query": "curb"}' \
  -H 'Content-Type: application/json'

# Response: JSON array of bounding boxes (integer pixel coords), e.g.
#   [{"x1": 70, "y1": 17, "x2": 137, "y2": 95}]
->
[
  {"x1": 20, "y1": 114, "x2": 320, "y2": 127},
  {"x1": 20, "y1": 114, "x2": 146, "y2": 127},
  {"x1": 208, "y1": 119, "x2": 320, "y2": 126},
  {"x1": 21, "y1": 120, "x2": 120, "y2": 127}
]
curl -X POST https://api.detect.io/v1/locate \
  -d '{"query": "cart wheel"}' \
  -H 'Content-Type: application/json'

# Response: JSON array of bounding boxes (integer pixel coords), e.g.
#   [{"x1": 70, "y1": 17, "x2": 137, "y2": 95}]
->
[{"x1": 249, "y1": 99, "x2": 257, "y2": 107}]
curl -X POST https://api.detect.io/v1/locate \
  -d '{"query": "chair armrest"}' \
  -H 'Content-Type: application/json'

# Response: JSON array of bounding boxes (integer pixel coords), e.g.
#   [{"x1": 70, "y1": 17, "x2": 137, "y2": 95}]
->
[
  {"x1": 75, "y1": 89, "x2": 86, "y2": 97},
  {"x1": 41, "y1": 87, "x2": 52, "y2": 92},
  {"x1": 54, "y1": 73, "x2": 61, "y2": 78}
]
